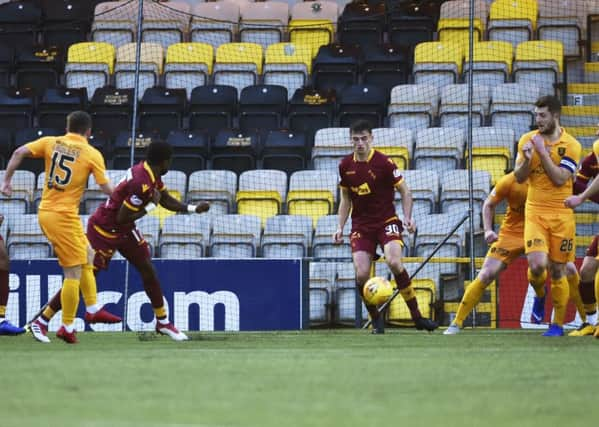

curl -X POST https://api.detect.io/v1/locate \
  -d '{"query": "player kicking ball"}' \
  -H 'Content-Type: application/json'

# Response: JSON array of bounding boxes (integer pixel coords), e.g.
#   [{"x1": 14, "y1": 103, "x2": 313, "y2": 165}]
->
[{"x1": 31, "y1": 141, "x2": 209, "y2": 342}]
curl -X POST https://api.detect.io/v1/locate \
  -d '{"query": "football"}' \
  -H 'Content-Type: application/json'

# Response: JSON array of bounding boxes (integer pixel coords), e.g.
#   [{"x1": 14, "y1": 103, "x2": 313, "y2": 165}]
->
[{"x1": 363, "y1": 276, "x2": 394, "y2": 306}]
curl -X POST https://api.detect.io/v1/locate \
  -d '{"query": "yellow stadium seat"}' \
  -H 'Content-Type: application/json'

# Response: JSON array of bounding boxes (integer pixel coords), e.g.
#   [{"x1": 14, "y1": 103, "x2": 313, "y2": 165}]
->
[
  {"x1": 67, "y1": 42, "x2": 116, "y2": 73},
  {"x1": 287, "y1": 190, "x2": 335, "y2": 228},
  {"x1": 466, "y1": 41, "x2": 513, "y2": 73},
  {"x1": 489, "y1": 0, "x2": 538, "y2": 30},
  {"x1": 387, "y1": 278, "x2": 435, "y2": 326},
  {"x1": 565, "y1": 126, "x2": 598, "y2": 138},
  {"x1": 375, "y1": 146, "x2": 409, "y2": 170},
  {"x1": 515, "y1": 40, "x2": 564, "y2": 73},
  {"x1": 288, "y1": 19, "x2": 335, "y2": 57},
  {"x1": 215, "y1": 42, "x2": 263, "y2": 74},
  {"x1": 236, "y1": 190, "x2": 282, "y2": 226},
  {"x1": 562, "y1": 106, "x2": 599, "y2": 127},
  {"x1": 437, "y1": 18, "x2": 484, "y2": 45},
  {"x1": 414, "y1": 41, "x2": 464, "y2": 73},
  {"x1": 467, "y1": 147, "x2": 511, "y2": 185},
  {"x1": 166, "y1": 42, "x2": 214, "y2": 74},
  {"x1": 265, "y1": 42, "x2": 313, "y2": 72},
  {"x1": 148, "y1": 190, "x2": 181, "y2": 227},
  {"x1": 116, "y1": 42, "x2": 164, "y2": 73}
]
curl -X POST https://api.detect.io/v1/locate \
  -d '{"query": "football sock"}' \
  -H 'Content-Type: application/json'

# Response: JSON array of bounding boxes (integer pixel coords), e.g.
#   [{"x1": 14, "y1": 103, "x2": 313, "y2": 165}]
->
[
  {"x1": 41, "y1": 306, "x2": 55, "y2": 322},
  {"x1": 0, "y1": 269, "x2": 8, "y2": 319},
  {"x1": 154, "y1": 306, "x2": 167, "y2": 321},
  {"x1": 567, "y1": 270, "x2": 586, "y2": 322},
  {"x1": 580, "y1": 280, "x2": 597, "y2": 316},
  {"x1": 454, "y1": 278, "x2": 486, "y2": 328},
  {"x1": 551, "y1": 276, "x2": 569, "y2": 326},
  {"x1": 394, "y1": 269, "x2": 422, "y2": 320},
  {"x1": 528, "y1": 268, "x2": 547, "y2": 298},
  {"x1": 80, "y1": 264, "x2": 99, "y2": 313},
  {"x1": 60, "y1": 278, "x2": 80, "y2": 326},
  {"x1": 41, "y1": 290, "x2": 62, "y2": 321}
]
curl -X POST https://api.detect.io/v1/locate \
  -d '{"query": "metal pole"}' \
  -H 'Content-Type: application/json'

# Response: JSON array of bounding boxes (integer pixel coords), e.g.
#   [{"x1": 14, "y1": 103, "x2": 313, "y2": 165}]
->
[
  {"x1": 129, "y1": 0, "x2": 144, "y2": 168},
  {"x1": 467, "y1": 0, "x2": 477, "y2": 327}
]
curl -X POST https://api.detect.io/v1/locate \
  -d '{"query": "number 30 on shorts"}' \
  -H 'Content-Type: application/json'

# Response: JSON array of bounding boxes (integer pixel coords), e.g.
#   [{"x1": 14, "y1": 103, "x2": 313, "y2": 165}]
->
[
  {"x1": 385, "y1": 224, "x2": 400, "y2": 236},
  {"x1": 559, "y1": 239, "x2": 573, "y2": 252}
]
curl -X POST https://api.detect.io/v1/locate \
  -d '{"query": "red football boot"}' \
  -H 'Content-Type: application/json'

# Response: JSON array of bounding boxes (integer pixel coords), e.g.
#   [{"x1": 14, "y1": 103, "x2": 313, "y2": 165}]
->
[
  {"x1": 85, "y1": 307, "x2": 122, "y2": 324},
  {"x1": 56, "y1": 326, "x2": 78, "y2": 344}
]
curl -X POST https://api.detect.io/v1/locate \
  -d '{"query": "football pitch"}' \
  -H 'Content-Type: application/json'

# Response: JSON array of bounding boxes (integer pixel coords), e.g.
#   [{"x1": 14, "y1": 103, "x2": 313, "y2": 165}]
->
[{"x1": 0, "y1": 329, "x2": 596, "y2": 427}]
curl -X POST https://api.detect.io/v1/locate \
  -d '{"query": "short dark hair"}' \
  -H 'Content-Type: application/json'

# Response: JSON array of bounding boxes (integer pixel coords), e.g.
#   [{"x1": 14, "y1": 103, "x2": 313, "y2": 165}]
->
[
  {"x1": 350, "y1": 120, "x2": 373, "y2": 135},
  {"x1": 535, "y1": 95, "x2": 562, "y2": 115},
  {"x1": 66, "y1": 111, "x2": 92, "y2": 135},
  {"x1": 146, "y1": 141, "x2": 173, "y2": 165}
]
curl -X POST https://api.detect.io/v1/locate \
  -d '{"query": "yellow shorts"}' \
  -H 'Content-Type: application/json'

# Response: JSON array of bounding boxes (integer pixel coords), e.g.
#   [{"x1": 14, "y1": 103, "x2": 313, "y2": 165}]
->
[
  {"x1": 487, "y1": 230, "x2": 524, "y2": 265},
  {"x1": 524, "y1": 211, "x2": 575, "y2": 264},
  {"x1": 38, "y1": 210, "x2": 88, "y2": 268}
]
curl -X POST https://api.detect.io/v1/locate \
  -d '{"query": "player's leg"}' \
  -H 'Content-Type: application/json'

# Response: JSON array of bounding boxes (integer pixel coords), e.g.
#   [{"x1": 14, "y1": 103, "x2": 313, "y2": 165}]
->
[
  {"x1": 0, "y1": 235, "x2": 25, "y2": 335},
  {"x1": 524, "y1": 214, "x2": 550, "y2": 324},
  {"x1": 565, "y1": 261, "x2": 586, "y2": 323},
  {"x1": 121, "y1": 230, "x2": 187, "y2": 341},
  {"x1": 579, "y1": 237, "x2": 599, "y2": 326},
  {"x1": 353, "y1": 250, "x2": 380, "y2": 332}
]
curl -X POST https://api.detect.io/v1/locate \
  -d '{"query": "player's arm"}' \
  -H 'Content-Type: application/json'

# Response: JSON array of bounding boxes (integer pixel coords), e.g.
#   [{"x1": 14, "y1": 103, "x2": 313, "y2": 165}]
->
[
  {"x1": 158, "y1": 188, "x2": 209, "y2": 214},
  {"x1": 1, "y1": 145, "x2": 33, "y2": 196},
  {"x1": 565, "y1": 174, "x2": 599, "y2": 208},
  {"x1": 482, "y1": 194, "x2": 500, "y2": 244},
  {"x1": 100, "y1": 182, "x2": 114, "y2": 196},
  {"x1": 396, "y1": 180, "x2": 415, "y2": 233},
  {"x1": 333, "y1": 187, "x2": 351, "y2": 243},
  {"x1": 514, "y1": 140, "x2": 533, "y2": 183}
]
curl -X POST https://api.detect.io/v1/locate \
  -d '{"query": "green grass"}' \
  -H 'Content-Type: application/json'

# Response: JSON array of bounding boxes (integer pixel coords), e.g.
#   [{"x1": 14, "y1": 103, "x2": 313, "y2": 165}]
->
[{"x1": 0, "y1": 329, "x2": 597, "y2": 427}]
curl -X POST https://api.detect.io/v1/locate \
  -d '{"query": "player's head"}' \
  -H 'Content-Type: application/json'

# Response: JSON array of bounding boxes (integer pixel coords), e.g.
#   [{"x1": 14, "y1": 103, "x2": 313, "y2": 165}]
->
[
  {"x1": 534, "y1": 96, "x2": 561, "y2": 135},
  {"x1": 66, "y1": 111, "x2": 92, "y2": 137},
  {"x1": 350, "y1": 120, "x2": 373, "y2": 156},
  {"x1": 146, "y1": 141, "x2": 173, "y2": 176}
]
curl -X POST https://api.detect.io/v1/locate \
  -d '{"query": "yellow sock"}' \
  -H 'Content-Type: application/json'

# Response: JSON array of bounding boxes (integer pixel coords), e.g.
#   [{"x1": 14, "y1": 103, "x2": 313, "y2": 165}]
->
[
  {"x1": 42, "y1": 306, "x2": 56, "y2": 320},
  {"x1": 79, "y1": 264, "x2": 97, "y2": 308},
  {"x1": 399, "y1": 286, "x2": 416, "y2": 301},
  {"x1": 567, "y1": 271, "x2": 586, "y2": 322},
  {"x1": 551, "y1": 276, "x2": 569, "y2": 326},
  {"x1": 584, "y1": 304, "x2": 597, "y2": 314},
  {"x1": 528, "y1": 268, "x2": 547, "y2": 297},
  {"x1": 454, "y1": 278, "x2": 487, "y2": 327},
  {"x1": 154, "y1": 306, "x2": 167, "y2": 319},
  {"x1": 0, "y1": 305, "x2": 5, "y2": 317},
  {"x1": 61, "y1": 278, "x2": 80, "y2": 326}
]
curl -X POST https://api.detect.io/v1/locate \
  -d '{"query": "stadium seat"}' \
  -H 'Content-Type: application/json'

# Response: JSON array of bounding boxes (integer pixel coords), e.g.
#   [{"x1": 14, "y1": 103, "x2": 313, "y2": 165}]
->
[
  {"x1": 209, "y1": 214, "x2": 262, "y2": 258},
  {"x1": 141, "y1": 0, "x2": 191, "y2": 50},
  {"x1": 164, "y1": 42, "x2": 214, "y2": 99},
  {"x1": 139, "y1": 87, "x2": 187, "y2": 138},
  {"x1": 288, "y1": 170, "x2": 338, "y2": 227},
  {"x1": 584, "y1": 63, "x2": 599, "y2": 83},
  {"x1": 401, "y1": 170, "x2": 439, "y2": 215},
  {"x1": 288, "y1": 88, "x2": 336, "y2": 143},
  {"x1": 239, "y1": 1, "x2": 289, "y2": 49},
  {"x1": 537, "y1": 0, "x2": 586, "y2": 58},
  {"x1": 437, "y1": 17, "x2": 484, "y2": 46},
  {"x1": 309, "y1": 262, "x2": 337, "y2": 323},
  {"x1": 7, "y1": 214, "x2": 51, "y2": 259},
  {"x1": 187, "y1": 170, "x2": 237, "y2": 215},
  {"x1": 561, "y1": 106, "x2": 599, "y2": 127},
  {"x1": 312, "y1": 43, "x2": 362, "y2": 94},
  {"x1": 387, "y1": 84, "x2": 439, "y2": 130},
  {"x1": 335, "y1": 261, "x2": 366, "y2": 324},
  {"x1": 289, "y1": 1, "x2": 338, "y2": 56},
  {"x1": 490, "y1": 83, "x2": 541, "y2": 137},
  {"x1": 238, "y1": 84, "x2": 287, "y2": 133},
  {"x1": 372, "y1": 127, "x2": 413, "y2": 170},
  {"x1": 0, "y1": 87, "x2": 35, "y2": 131},
  {"x1": 112, "y1": 131, "x2": 160, "y2": 170},
  {"x1": 159, "y1": 214, "x2": 212, "y2": 259},
  {"x1": 89, "y1": 86, "x2": 134, "y2": 139},
  {"x1": 388, "y1": 0, "x2": 436, "y2": 52},
  {"x1": 413, "y1": 212, "x2": 466, "y2": 274},
  {"x1": 92, "y1": 1, "x2": 137, "y2": 48},
  {"x1": 0, "y1": 44, "x2": 13, "y2": 87},
  {"x1": 236, "y1": 169, "x2": 287, "y2": 225},
  {"x1": 463, "y1": 41, "x2": 513, "y2": 87},
  {"x1": 514, "y1": 41, "x2": 564, "y2": 97},
  {"x1": 313, "y1": 215, "x2": 352, "y2": 261},
  {"x1": 488, "y1": 0, "x2": 538, "y2": 48},
  {"x1": 0, "y1": 129, "x2": 11, "y2": 167},
  {"x1": 83, "y1": 169, "x2": 127, "y2": 214},
  {"x1": 165, "y1": 130, "x2": 209, "y2": 175},
  {"x1": 469, "y1": 127, "x2": 516, "y2": 185},
  {"x1": 0, "y1": 0, "x2": 42, "y2": 48},
  {"x1": 14, "y1": 128, "x2": 61, "y2": 175},
  {"x1": 189, "y1": 85, "x2": 237, "y2": 138},
  {"x1": 14, "y1": 45, "x2": 62, "y2": 95},
  {"x1": 211, "y1": 129, "x2": 259, "y2": 176},
  {"x1": 38, "y1": 88, "x2": 87, "y2": 130},
  {"x1": 439, "y1": 0, "x2": 489, "y2": 45},
  {"x1": 65, "y1": 42, "x2": 115, "y2": 101},
  {"x1": 41, "y1": 0, "x2": 92, "y2": 48},
  {"x1": 362, "y1": 43, "x2": 411, "y2": 93},
  {"x1": 190, "y1": 1, "x2": 239, "y2": 50},
  {"x1": 338, "y1": 1, "x2": 386, "y2": 47},
  {"x1": 312, "y1": 127, "x2": 350, "y2": 170},
  {"x1": 337, "y1": 84, "x2": 387, "y2": 128},
  {"x1": 387, "y1": 278, "x2": 436, "y2": 326},
  {"x1": 136, "y1": 215, "x2": 161, "y2": 256},
  {"x1": 261, "y1": 214, "x2": 313, "y2": 258},
  {"x1": 439, "y1": 84, "x2": 490, "y2": 128},
  {"x1": 213, "y1": 42, "x2": 263, "y2": 96},
  {"x1": 147, "y1": 170, "x2": 188, "y2": 227},
  {"x1": 264, "y1": 42, "x2": 312, "y2": 100},
  {"x1": 261, "y1": 130, "x2": 308, "y2": 175},
  {"x1": 115, "y1": 43, "x2": 164, "y2": 100},
  {"x1": 575, "y1": 213, "x2": 599, "y2": 236},
  {"x1": 413, "y1": 41, "x2": 464, "y2": 89},
  {"x1": 0, "y1": 170, "x2": 35, "y2": 216},
  {"x1": 414, "y1": 127, "x2": 465, "y2": 171},
  {"x1": 567, "y1": 83, "x2": 599, "y2": 106},
  {"x1": 440, "y1": 170, "x2": 491, "y2": 229}
]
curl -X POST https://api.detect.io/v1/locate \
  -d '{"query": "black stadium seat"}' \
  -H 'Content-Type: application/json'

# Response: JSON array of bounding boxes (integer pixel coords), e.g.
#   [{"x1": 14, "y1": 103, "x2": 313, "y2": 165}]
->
[
  {"x1": 0, "y1": 87, "x2": 36, "y2": 132},
  {"x1": 89, "y1": 86, "x2": 135, "y2": 139},
  {"x1": 166, "y1": 130, "x2": 210, "y2": 175},
  {"x1": 15, "y1": 45, "x2": 63, "y2": 95},
  {"x1": 13, "y1": 128, "x2": 62, "y2": 175},
  {"x1": 239, "y1": 84, "x2": 287, "y2": 134},
  {"x1": 189, "y1": 85, "x2": 237, "y2": 138},
  {"x1": 261, "y1": 130, "x2": 308, "y2": 175},
  {"x1": 338, "y1": 1, "x2": 386, "y2": 47},
  {"x1": 312, "y1": 44, "x2": 362, "y2": 94},
  {"x1": 362, "y1": 43, "x2": 411, "y2": 93},
  {"x1": 139, "y1": 87, "x2": 186, "y2": 138},
  {"x1": 40, "y1": 0, "x2": 92, "y2": 48},
  {"x1": 211, "y1": 129, "x2": 259, "y2": 175},
  {"x1": 38, "y1": 87, "x2": 87, "y2": 129},
  {"x1": 0, "y1": 1, "x2": 42, "y2": 48},
  {"x1": 337, "y1": 84, "x2": 388, "y2": 128}
]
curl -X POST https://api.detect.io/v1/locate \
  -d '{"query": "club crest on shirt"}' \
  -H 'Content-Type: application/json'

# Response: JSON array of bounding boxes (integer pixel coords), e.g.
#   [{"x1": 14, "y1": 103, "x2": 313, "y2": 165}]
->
[
  {"x1": 368, "y1": 170, "x2": 376, "y2": 180},
  {"x1": 558, "y1": 147, "x2": 565, "y2": 156}
]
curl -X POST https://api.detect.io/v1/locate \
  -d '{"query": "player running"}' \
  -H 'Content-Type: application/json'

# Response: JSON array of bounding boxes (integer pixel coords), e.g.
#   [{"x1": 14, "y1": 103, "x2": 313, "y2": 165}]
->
[
  {"x1": 333, "y1": 120, "x2": 438, "y2": 334},
  {"x1": 30, "y1": 141, "x2": 209, "y2": 342}
]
